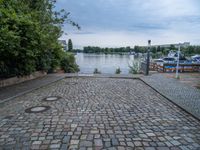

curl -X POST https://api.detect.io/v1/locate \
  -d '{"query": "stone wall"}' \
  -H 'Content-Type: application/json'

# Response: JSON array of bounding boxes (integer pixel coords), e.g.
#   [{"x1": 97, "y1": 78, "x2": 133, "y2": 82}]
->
[{"x1": 0, "y1": 71, "x2": 47, "y2": 87}]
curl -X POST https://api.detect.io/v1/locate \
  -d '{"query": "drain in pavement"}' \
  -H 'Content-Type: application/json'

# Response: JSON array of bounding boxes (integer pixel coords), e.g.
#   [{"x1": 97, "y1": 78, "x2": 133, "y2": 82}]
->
[
  {"x1": 43, "y1": 96, "x2": 61, "y2": 102},
  {"x1": 25, "y1": 106, "x2": 51, "y2": 113}
]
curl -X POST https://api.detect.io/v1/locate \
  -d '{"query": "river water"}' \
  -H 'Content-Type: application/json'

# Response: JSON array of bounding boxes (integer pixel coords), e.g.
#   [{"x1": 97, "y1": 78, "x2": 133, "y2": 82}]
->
[{"x1": 75, "y1": 53, "x2": 138, "y2": 74}]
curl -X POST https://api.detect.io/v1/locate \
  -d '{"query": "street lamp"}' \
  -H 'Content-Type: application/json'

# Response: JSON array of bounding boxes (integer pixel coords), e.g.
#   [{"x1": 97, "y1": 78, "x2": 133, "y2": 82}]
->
[
  {"x1": 176, "y1": 43, "x2": 181, "y2": 79},
  {"x1": 145, "y1": 40, "x2": 151, "y2": 75}
]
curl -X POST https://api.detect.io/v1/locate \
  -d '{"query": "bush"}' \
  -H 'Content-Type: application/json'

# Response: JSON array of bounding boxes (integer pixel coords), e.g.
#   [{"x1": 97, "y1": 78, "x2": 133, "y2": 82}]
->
[
  {"x1": 0, "y1": 0, "x2": 79, "y2": 78},
  {"x1": 115, "y1": 68, "x2": 121, "y2": 74},
  {"x1": 93, "y1": 68, "x2": 101, "y2": 74},
  {"x1": 151, "y1": 53, "x2": 157, "y2": 59},
  {"x1": 60, "y1": 52, "x2": 79, "y2": 73},
  {"x1": 129, "y1": 60, "x2": 141, "y2": 74}
]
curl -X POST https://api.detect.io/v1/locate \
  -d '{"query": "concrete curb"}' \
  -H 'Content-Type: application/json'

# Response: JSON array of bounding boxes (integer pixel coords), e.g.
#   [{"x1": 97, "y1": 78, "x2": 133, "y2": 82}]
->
[
  {"x1": 0, "y1": 76, "x2": 66, "y2": 105},
  {"x1": 0, "y1": 71, "x2": 47, "y2": 88}
]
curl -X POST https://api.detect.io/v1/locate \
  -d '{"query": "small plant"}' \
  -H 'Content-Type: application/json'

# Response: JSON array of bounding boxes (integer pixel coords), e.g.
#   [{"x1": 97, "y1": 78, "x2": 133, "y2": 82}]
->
[
  {"x1": 129, "y1": 60, "x2": 141, "y2": 74},
  {"x1": 60, "y1": 53, "x2": 79, "y2": 73},
  {"x1": 93, "y1": 68, "x2": 101, "y2": 74},
  {"x1": 115, "y1": 67, "x2": 121, "y2": 74},
  {"x1": 175, "y1": 75, "x2": 180, "y2": 79}
]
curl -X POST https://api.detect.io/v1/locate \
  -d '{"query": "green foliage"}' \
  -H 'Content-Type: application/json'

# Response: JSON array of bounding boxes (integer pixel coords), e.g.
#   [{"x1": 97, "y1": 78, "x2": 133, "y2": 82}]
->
[
  {"x1": 68, "y1": 39, "x2": 73, "y2": 51},
  {"x1": 170, "y1": 44, "x2": 176, "y2": 50},
  {"x1": 181, "y1": 46, "x2": 200, "y2": 56},
  {"x1": 115, "y1": 68, "x2": 121, "y2": 74},
  {"x1": 129, "y1": 61, "x2": 141, "y2": 74},
  {"x1": 82, "y1": 45, "x2": 200, "y2": 57},
  {"x1": 93, "y1": 68, "x2": 101, "y2": 74},
  {"x1": 0, "y1": 0, "x2": 79, "y2": 78},
  {"x1": 157, "y1": 46, "x2": 161, "y2": 52},
  {"x1": 163, "y1": 49, "x2": 170, "y2": 55},
  {"x1": 60, "y1": 52, "x2": 79, "y2": 73},
  {"x1": 134, "y1": 46, "x2": 146, "y2": 53},
  {"x1": 0, "y1": 0, "x2": 37, "y2": 77},
  {"x1": 151, "y1": 53, "x2": 157, "y2": 59},
  {"x1": 83, "y1": 46, "x2": 133, "y2": 54}
]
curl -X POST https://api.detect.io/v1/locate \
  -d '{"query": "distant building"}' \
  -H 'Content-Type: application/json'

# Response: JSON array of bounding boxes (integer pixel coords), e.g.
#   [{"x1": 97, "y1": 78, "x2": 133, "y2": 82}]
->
[
  {"x1": 58, "y1": 40, "x2": 67, "y2": 51},
  {"x1": 154, "y1": 42, "x2": 190, "y2": 48}
]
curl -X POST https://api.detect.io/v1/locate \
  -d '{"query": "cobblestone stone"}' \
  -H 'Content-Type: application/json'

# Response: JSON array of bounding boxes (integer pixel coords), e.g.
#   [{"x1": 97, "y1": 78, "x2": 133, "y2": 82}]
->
[
  {"x1": 50, "y1": 143, "x2": 61, "y2": 149},
  {"x1": 0, "y1": 77, "x2": 199, "y2": 149}
]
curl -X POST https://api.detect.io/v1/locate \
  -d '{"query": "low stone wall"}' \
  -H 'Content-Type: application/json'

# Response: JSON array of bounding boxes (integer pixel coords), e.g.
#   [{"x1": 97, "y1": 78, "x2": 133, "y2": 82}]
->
[{"x1": 0, "y1": 71, "x2": 47, "y2": 88}]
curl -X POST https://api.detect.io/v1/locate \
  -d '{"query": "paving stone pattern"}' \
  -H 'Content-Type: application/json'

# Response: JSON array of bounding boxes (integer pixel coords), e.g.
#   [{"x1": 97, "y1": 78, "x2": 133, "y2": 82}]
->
[
  {"x1": 0, "y1": 78, "x2": 200, "y2": 150},
  {"x1": 141, "y1": 74, "x2": 200, "y2": 120}
]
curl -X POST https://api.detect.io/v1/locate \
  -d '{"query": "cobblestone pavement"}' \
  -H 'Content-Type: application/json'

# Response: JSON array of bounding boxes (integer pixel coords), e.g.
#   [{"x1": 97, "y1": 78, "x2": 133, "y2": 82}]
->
[
  {"x1": 141, "y1": 74, "x2": 200, "y2": 120},
  {"x1": 0, "y1": 74, "x2": 66, "y2": 103},
  {"x1": 0, "y1": 77, "x2": 200, "y2": 150},
  {"x1": 158, "y1": 73, "x2": 200, "y2": 90}
]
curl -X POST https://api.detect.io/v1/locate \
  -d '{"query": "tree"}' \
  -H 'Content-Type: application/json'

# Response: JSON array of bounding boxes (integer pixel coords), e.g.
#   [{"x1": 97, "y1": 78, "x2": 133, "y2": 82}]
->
[
  {"x1": 68, "y1": 39, "x2": 73, "y2": 51},
  {"x1": 0, "y1": 0, "x2": 80, "y2": 78},
  {"x1": 170, "y1": 44, "x2": 176, "y2": 50},
  {"x1": 151, "y1": 46, "x2": 157, "y2": 53},
  {"x1": 157, "y1": 46, "x2": 161, "y2": 52}
]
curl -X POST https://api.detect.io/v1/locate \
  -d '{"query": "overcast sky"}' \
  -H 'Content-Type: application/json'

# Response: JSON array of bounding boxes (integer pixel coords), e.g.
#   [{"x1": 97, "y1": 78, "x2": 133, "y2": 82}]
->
[{"x1": 56, "y1": 0, "x2": 200, "y2": 48}]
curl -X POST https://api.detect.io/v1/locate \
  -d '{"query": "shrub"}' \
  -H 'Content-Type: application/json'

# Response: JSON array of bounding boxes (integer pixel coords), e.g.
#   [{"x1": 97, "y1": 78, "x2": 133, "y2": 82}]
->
[
  {"x1": 60, "y1": 52, "x2": 79, "y2": 73},
  {"x1": 93, "y1": 68, "x2": 101, "y2": 74},
  {"x1": 129, "y1": 60, "x2": 141, "y2": 74},
  {"x1": 115, "y1": 68, "x2": 121, "y2": 74}
]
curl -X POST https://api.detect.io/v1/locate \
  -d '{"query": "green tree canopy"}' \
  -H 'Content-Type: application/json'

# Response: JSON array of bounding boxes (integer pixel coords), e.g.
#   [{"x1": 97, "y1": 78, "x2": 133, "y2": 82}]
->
[
  {"x1": 0, "y1": 0, "x2": 79, "y2": 78},
  {"x1": 68, "y1": 39, "x2": 73, "y2": 51}
]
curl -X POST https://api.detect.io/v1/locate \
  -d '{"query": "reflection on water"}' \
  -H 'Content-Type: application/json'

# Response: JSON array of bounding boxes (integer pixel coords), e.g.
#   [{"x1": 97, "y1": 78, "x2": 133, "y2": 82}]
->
[{"x1": 75, "y1": 53, "x2": 137, "y2": 74}]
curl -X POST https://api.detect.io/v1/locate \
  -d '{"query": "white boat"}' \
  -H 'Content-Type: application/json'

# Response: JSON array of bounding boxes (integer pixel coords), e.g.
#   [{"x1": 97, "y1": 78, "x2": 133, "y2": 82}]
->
[
  {"x1": 168, "y1": 50, "x2": 185, "y2": 60},
  {"x1": 191, "y1": 55, "x2": 200, "y2": 62},
  {"x1": 191, "y1": 55, "x2": 200, "y2": 59}
]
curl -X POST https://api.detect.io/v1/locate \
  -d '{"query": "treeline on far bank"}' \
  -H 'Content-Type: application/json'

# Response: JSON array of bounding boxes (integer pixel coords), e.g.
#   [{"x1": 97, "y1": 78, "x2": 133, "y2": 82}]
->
[{"x1": 80, "y1": 45, "x2": 200, "y2": 57}]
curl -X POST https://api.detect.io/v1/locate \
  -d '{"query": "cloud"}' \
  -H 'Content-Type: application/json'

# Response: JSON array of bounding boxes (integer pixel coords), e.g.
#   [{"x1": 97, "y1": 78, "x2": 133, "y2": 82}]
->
[
  {"x1": 73, "y1": 32, "x2": 95, "y2": 35},
  {"x1": 56, "y1": 0, "x2": 200, "y2": 48}
]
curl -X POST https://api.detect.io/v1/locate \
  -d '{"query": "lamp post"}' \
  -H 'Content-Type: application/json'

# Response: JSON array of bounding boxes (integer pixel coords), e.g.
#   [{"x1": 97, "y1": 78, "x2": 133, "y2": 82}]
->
[
  {"x1": 145, "y1": 40, "x2": 151, "y2": 75},
  {"x1": 176, "y1": 43, "x2": 181, "y2": 79}
]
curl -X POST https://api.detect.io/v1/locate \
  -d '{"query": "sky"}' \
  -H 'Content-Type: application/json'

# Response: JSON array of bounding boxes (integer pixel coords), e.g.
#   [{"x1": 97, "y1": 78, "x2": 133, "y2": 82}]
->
[{"x1": 56, "y1": 0, "x2": 200, "y2": 48}]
